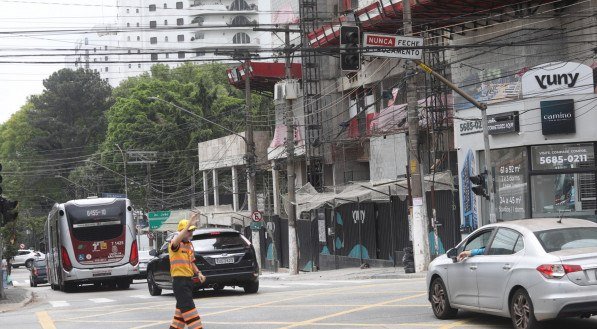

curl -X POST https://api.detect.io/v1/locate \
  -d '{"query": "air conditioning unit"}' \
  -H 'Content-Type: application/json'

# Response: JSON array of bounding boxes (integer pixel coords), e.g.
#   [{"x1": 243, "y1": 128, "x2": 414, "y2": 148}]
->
[{"x1": 285, "y1": 79, "x2": 299, "y2": 100}]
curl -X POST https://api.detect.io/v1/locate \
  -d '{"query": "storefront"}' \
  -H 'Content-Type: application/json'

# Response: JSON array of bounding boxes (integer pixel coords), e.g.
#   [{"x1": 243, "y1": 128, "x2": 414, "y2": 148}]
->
[{"x1": 455, "y1": 62, "x2": 597, "y2": 227}]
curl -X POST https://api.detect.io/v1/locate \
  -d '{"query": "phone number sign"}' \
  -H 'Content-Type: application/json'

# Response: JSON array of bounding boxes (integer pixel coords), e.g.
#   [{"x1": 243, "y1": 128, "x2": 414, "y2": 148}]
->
[{"x1": 531, "y1": 143, "x2": 594, "y2": 170}]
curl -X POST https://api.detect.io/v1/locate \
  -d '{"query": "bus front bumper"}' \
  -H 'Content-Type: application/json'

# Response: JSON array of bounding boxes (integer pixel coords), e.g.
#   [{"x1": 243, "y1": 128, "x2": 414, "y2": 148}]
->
[{"x1": 63, "y1": 263, "x2": 139, "y2": 283}]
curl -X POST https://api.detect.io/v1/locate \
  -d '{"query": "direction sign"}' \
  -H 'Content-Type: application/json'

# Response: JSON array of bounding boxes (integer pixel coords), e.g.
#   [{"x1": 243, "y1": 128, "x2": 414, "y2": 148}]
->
[
  {"x1": 363, "y1": 32, "x2": 424, "y2": 59},
  {"x1": 148, "y1": 211, "x2": 171, "y2": 230},
  {"x1": 251, "y1": 211, "x2": 263, "y2": 222}
]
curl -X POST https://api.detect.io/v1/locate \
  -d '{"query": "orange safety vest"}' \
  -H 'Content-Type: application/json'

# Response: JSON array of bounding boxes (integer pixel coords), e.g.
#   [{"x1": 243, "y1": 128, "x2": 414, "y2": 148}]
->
[{"x1": 168, "y1": 239, "x2": 195, "y2": 277}]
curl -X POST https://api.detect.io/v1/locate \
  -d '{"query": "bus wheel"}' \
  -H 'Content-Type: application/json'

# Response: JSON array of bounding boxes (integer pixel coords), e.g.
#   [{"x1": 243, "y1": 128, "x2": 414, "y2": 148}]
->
[
  {"x1": 116, "y1": 279, "x2": 131, "y2": 290},
  {"x1": 60, "y1": 281, "x2": 74, "y2": 292}
]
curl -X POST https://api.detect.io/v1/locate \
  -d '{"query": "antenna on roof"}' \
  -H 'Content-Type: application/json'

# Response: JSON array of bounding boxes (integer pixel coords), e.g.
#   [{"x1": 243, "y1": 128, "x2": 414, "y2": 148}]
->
[{"x1": 557, "y1": 209, "x2": 569, "y2": 224}]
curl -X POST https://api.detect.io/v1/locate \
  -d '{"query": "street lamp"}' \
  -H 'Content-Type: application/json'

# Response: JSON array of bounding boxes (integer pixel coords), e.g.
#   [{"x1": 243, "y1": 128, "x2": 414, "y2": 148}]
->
[{"x1": 115, "y1": 144, "x2": 128, "y2": 198}]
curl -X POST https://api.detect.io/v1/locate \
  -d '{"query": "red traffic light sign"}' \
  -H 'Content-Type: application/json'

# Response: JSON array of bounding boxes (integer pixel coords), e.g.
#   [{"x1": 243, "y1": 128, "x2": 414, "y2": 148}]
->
[{"x1": 251, "y1": 211, "x2": 263, "y2": 222}]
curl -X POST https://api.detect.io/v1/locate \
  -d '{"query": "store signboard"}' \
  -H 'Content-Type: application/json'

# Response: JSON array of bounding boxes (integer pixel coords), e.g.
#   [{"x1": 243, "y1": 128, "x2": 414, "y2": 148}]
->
[
  {"x1": 540, "y1": 99, "x2": 575, "y2": 135},
  {"x1": 492, "y1": 147, "x2": 528, "y2": 220},
  {"x1": 522, "y1": 62, "x2": 594, "y2": 98},
  {"x1": 362, "y1": 32, "x2": 424, "y2": 59},
  {"x1": 531, "y1": 143, "x2": 594, "y2": 171},
  {"x1": 488, "y1": 111, "x2": 519, "y2": 135}
]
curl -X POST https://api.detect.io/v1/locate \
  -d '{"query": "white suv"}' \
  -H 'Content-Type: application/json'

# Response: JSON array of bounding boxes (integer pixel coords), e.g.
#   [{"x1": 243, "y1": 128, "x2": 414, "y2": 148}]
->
[{"x1": 12, "y1": 250, "x2": 42, "y2": 268}]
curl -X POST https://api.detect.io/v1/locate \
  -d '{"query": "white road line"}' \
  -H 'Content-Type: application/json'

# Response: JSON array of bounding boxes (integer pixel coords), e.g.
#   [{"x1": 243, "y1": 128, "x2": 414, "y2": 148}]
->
[
  {"x1": 131, "y1": 295, "x2": 154, "y2": 299},
  {"x1": 89, "y1": 298, "x2": 115, "y2": 303},
  {"x1": 49, "y1": 301, "x2": 70, "y2": 308},
  {"x1": 11, "y1": 280, "x2": 21, "y2": 286},
  {"x1": 259, "y1": 284, "x2": 288, "y2": 289},
  {"x1": 283, "y1": 282, "x2": 331, "y2": 286}
]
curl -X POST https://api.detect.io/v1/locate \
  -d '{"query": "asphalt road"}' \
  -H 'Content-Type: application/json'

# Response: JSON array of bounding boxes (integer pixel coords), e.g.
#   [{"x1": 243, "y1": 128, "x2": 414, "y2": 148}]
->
[{"x1": 3, "y1": 268, "x2": 597, "y2": 328}]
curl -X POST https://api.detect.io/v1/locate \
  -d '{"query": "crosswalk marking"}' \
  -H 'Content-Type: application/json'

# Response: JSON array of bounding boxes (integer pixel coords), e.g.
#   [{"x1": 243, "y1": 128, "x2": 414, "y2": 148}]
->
[
  {"x1": 259, "y1": 284, "x2": 288, "y2": 289},
  {"x1": 88, "y1": 298, "x2": 115, "y2": 303},
  {"x1": 130, "y1": 294, "x2": 153, "y2": 299},
  {"x1": 281, "y1": 282, "x2": 330, "y2": 286},
  {"x1": 50, "y1": 301, "x2": 70, "y2": 308}
]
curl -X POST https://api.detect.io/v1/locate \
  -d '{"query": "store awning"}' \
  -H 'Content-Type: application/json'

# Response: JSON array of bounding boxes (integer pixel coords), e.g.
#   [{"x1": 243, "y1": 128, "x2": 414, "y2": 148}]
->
[
  {"x1": 227, "y1": 61, "x2": 302, "y2": 96},
  {"x1": 286, "y1": 171, "x2": 455, "y2": 214}
]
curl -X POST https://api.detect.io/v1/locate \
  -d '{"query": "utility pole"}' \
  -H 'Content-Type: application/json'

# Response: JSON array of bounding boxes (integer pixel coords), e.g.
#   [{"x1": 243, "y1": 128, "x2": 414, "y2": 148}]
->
[
  {"x1": 403, "y1": 0, "x2": 430, "y2": 272},
  {"x1": 245, "y1": 58, "x2": 261, "y2": 272},
  {"x1": 284, "y1": 28, "x2": 298, "y2": 275},
  {"x1": 115, "y1": 144, "x2": 128, "y2": 198},
  {"x1": 191, "y1": 166, "x2": 196, "y2": 209}
]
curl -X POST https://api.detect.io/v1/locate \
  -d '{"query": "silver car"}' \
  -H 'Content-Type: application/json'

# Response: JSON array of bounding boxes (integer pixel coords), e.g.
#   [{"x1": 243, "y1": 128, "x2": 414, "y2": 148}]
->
[{"x1": 427, "y1": 218, "x2": 597, "y2": 329}]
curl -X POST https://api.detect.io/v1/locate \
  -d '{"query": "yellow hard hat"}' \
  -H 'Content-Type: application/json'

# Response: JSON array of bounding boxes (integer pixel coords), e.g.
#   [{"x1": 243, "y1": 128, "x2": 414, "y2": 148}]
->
[{"x1": 177, "y1": 219, "x2": 197, "y2": 232}]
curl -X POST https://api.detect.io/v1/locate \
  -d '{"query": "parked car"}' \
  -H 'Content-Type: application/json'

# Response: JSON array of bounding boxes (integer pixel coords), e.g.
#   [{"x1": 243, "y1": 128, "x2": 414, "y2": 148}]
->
[
  {"x1": 146, "y1": 228, "x2": 259, "y2": 296},
  {"x1": 29, "y1": 259, "x2": 48, "y2": 287},
  {"x1": 12, "y1": 249, "x2": 42, "y2": 268},
  {"x1": 427, "y1": 218, "x2": 597, "y2": 329},
  {"x1": 136, "y1": 250, "x2": 155, "y2": 279}
]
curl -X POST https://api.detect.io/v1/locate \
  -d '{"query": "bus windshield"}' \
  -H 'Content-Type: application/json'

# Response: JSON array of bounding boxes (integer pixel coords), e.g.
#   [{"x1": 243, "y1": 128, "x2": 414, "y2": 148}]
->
[{"x1": 65, "y1": 200, "x2": 126, "y2": 242}]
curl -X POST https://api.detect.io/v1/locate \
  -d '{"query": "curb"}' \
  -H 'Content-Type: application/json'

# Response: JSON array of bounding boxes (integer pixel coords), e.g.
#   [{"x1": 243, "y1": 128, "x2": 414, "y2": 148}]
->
[
  {"x1": 260, "y1": 271, "x2": 427, "y2": 281},
  {"x1": 0, "y1": 289, "x2": 34, "y2": 314}
]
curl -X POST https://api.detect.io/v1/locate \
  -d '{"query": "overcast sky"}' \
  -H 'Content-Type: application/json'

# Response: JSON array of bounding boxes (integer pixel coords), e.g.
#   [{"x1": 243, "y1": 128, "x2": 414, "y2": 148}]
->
[{"x1": 0, "y1": 0, "x2": 117, "y2": 123}]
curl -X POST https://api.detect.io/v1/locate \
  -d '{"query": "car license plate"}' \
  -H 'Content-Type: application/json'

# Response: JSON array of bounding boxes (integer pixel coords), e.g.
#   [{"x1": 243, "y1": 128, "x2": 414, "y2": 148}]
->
[
  {"x1": 215, "y1": 257, "x2": 234, "y2": 265},
  {"x1": 92, "y1": 270, "x2": 112, "y2": 277}
]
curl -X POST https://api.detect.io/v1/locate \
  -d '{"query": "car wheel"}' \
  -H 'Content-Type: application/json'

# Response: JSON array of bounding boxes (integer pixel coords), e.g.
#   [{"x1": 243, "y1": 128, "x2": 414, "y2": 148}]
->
[
  {"x1": 243, "y1": 280, "x2": 259, "y2": 294},
  {"x1": 25, "y1": 259, "x2": 34, "y2": 269},
  {"x1": 213, "y1": 285, "x2": 225, "y2": 292},
  {"x1": 147, "y1": 271, "x2": 162, "y2": 296},
  {"x1": 430, "y1": 277, "x2": 458, "y2": 319},
  {"x1": 12, "y1": 265, "x2": 19, "y2": 269},
  {"x1": 510, "y1": 288, "x2": 541, "y2": 329}
]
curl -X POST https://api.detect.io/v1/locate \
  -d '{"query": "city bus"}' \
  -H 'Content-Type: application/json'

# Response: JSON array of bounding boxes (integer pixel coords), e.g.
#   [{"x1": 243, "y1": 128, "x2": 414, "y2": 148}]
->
[{"x1": 45, "y1": 197, "x2": 139, "y2": 292}]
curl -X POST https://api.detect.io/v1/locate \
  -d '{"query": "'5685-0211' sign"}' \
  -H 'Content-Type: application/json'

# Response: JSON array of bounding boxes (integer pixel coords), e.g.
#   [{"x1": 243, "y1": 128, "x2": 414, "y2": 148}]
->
[{"x1": 531, "y1": 143, "x2": 594, "y2": 170}]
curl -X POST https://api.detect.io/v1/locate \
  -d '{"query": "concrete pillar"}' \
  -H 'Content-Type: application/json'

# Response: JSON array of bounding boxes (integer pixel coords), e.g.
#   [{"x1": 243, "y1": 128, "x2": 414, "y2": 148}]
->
[
  {"x1": 271, "y1": 161, "x2": 280, "y2": 215},
  {"x1": 202, "y1": 171, "x2": 209, "y2": 207},
  {"x1": 232, "y1": 166, "x2": 239, "y2": 211},
  {"x1": 213, "y1": 169, "x2": 219, "y2": 207}
]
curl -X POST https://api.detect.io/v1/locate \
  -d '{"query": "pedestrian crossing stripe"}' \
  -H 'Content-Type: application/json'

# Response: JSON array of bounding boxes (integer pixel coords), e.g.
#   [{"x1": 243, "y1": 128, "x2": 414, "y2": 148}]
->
[
  {"x1": 88, "y1": 298, "x2": 115, "y2": 303},
  {"x1": 130, "y1": 295, "x2": 153, "y2": 299},
  {"x1": 49, "y1": 301, "x2": 70, "y2": 308}
]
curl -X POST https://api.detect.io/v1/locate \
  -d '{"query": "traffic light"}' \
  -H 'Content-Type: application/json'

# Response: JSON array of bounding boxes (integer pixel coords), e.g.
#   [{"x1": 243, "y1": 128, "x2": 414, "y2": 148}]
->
[
  {"x1": 470, "y1": 171, "x2": 489, "y2": 200},
  {"x1": 0, "y1": 197, "x2": 19, "y2": 227},
  {"x1": 340, "y1": 25, "x2": 361, "y2": 71}
]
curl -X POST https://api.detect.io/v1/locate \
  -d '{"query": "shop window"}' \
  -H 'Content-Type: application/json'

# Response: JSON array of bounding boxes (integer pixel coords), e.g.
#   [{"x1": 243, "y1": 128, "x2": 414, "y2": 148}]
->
[{"x1": 149, "y1": 4, "x2": 156, "y2": 11}]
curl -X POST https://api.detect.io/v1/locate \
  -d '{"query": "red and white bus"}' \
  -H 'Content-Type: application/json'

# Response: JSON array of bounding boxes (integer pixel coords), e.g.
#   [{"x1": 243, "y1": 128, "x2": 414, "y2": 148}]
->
[{"x1": 45, "y1": 198, "x2": 139, "y2": 291}]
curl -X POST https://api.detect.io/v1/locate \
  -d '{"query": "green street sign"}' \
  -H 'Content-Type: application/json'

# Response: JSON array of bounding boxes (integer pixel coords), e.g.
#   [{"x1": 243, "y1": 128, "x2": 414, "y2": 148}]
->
[
  {"x1": 250, "y1": 221, "x2": 263, "y2": 231},
  {"x1": 149, "y1": 211, "x2": 171, "y2": 230}
]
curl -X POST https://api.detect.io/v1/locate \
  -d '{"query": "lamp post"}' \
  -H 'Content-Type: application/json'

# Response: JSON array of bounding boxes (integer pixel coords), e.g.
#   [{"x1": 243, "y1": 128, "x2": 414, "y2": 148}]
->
[{"x1": 115, "y1": 144, "x2": 128, "y2": 198}]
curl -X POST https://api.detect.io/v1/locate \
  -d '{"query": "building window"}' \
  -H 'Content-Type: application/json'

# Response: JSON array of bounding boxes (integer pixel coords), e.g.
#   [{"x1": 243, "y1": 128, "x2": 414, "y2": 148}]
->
[
  {"x1": 126, "y1": 9, "x2": 129, "y2": 13},
  {"x1": 127, "y1": 36, "x2": 131, "y2": 41},
  {"x1": 150, "y1": 21, "x2": 157, "y2": 28},
  {"x1": 85, "y1": 37, "x2": 89, "y2": 45},
  {"x1": 136, "y1": 9, "x2": 139, "y2": 13},
  {"x1": 127, "y1": 49, "x2": 131, "y2": 54},
  {"x1": 196, "y1": 51, "x2": 205, "y2": 57},
  {"x1": 93, "y1": 58, "x2": 97, "y2": 62},
  {"x1": 128, "y1": 64, "x2": 132, "y2": 69},
  {"x1": 177, "y1": 34, "x2": 184, "y2": 42},
  {"x1": 164, "y1": 36, "x2": 168, "y2": 42},
  {"x1": 138, "y1": 63, "x2": 141, "y2": 68},
  {"x1": 165, "y1": 53, "x2": 169, "y2": 59},
  {"x1": 149, "y1": 4, "x2": 156, "y2": 11},
  {"x1": 164, "y1": 20, "x2": 168, "y2": 25},
  {"x1": 137, "y1": 36, "x2": 141, "y2": 41},
  {"x1": 151, "y1": 53, "x2": 158, "y2": 61},
  {"x1": 93, "y1": 47, "x2": 97, "y2": 53},
  {"x1": 164, "y1": 3, "x2": 167, "y2": 9},
  {"x1": 137, "y1": 49, "x2": 141, "y2": 53},
  {"x1": 104, "y1": 46, "x2": 108, "y2": 50},
  {"x1": 105, "y1": 56, "x2": 108, "y2": 61},
  {"x1": 176, "y1": 2, "x2": 183, "y2": 9},
  {"x1": 136, "y1": 22, "x2": 140, "y2": 27},
  {"x1": 232, "y1": 32, "x2": 250, "y2": 44},
  {"x1": 192, "y1": 16, "x2": 204, "y2": 26},
  {"x1": 177, "y1": 18, "x2": 184, "y2": 26},
  {"x1": 150, "y1": 37, "x2": 157, "y2": 44},
  {"x1": 105, "y1": 67, "x2": 108, "y2": 72},
  {"x1": 192, "y1": 32, "x2": 204, "y2": 40},
  {"x1": 127, "y1": 22, "x2": 130, "y2": 27},
  {"x1": 230, "y1": 0, "x2": 251, "y2": 11},
  {"x1": 231, "y1": 16, "x2": 251, "y2": 26},
  {"x1": 178, "y1": 52, "x2": 185, "y2": 59}
]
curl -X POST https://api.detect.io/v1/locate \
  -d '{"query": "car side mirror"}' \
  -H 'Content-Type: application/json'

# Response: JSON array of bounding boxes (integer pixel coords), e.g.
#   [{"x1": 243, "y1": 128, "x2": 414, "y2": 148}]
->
[
  {"x1": 447, "y1": 248, "x2": 458, "y2": 263},
  {"x1": 149, "y1": 249, "x2": 158, "y2": 257}
]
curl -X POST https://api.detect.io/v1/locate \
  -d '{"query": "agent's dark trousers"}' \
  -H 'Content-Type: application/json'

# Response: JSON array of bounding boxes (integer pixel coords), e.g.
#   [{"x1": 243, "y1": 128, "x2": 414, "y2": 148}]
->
[{"x1": 170, "y1": 277, "x2": 203, "y2": 329}]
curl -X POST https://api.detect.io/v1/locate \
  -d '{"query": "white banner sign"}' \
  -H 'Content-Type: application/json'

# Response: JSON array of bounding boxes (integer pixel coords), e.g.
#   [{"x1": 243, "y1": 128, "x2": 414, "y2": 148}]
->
[
  {"x1": 363, "y1": 33, "x2": 424, "y2": 59},
  {"x1": 522, "y1": 62, "x2": 594, "y2": 98}
]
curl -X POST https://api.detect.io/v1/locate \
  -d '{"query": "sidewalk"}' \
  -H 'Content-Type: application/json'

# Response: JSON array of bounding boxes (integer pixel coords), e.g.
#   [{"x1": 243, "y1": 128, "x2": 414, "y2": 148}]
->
[
  {"x1": 0, "y1": 287, "x2": 34, "y2": 313},
  {"x1": 260, "y1": 267, "x2": 427, "y2": 281}
]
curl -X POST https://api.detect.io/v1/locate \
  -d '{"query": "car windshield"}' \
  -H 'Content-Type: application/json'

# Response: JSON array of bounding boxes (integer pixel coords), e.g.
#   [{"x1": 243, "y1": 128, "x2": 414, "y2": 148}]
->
[
  {"x1": 534, "y1": 227, "x2": 597, "y2": 253},
  {"x1": 191, "y1": 232, "x2": 248, "y2": 252}
]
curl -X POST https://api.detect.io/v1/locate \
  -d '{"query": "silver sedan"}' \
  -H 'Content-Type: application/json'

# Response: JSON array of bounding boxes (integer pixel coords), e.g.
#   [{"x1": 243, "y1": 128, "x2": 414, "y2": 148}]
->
[{"x1": 426, "y1": 218, "x2": 597, "y2": 329}]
